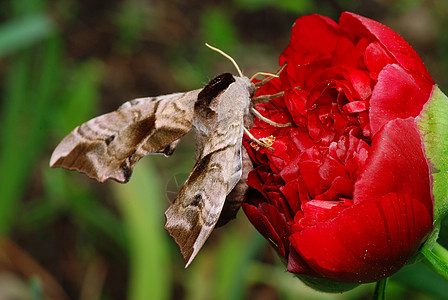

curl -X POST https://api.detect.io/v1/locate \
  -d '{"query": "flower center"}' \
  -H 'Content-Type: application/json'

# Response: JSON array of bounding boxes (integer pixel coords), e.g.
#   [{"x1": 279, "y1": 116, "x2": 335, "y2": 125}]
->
[{"x1": 291, "y1": 80, "x2": 372, "y2": 230}]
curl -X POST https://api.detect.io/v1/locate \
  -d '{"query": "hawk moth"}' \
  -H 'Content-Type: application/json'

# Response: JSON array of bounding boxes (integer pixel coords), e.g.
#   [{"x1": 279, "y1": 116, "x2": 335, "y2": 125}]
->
[{"x1": 50, "y1": 46, "x2": 283, "y2": 266}]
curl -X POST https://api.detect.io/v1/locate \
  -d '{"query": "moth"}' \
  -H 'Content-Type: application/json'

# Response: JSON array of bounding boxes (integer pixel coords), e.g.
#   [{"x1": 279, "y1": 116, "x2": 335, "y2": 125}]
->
[{"x1": 50, "y1": 44, "x2": 285, "y2": 266}]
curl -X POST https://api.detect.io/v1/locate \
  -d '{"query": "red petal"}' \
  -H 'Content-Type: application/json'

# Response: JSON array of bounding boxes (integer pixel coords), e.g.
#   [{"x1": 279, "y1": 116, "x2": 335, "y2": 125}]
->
[
  {"x1": 253, "y1": 76, "x2": 282, "y2": 98},
  {"x1": 363, "y1": 41, "x2": 396, "y2": 79},
  {"x1": 290, "y1": 129, "x2": 314, "y2": 152},
  {"x1": 355, "y1": 118, "x2": 433, "y2": 214},
  {"x1": 300, "y1": 199, "x2": 346, "y2": 227},
  {"x1": 242, "y1": 202, "x2": 289, "y2": 258},
  {"x1": 345, "y1": 101, "x2": 369, "y2": 113},
  {"x1": 290, "y1": 193, "x2": 433, "y2": 283},
  {"x1": 287, "y1": 244, "x2": 317, "y2": 275},
  {"x1": 340, "y1": 12, "x2": 434, "y2": 83},
  {"x1": 370, "y1": 64, "x2": 434, "y2": 135},
  {"x1": 280, "y1": 178, "x2": 302, "y2": 214},
  {"x1": 331, "y1": 34, "x2": 362, "y2": 68},
  {"x1": 299, "y1": 160, "x2": 327, "y2": 199},
  {"x1": 315, "y1": 176, "x2": 353, "y2": 201},
  {"x1": 280, "y1": 14, "x2": 342, "y2": 66},
  {"x1": 283, "y1": 89, "x2": 308, "y2": 126},
  {"x1": 255, "y1": 94, "x2": 293, "y2": 127}
]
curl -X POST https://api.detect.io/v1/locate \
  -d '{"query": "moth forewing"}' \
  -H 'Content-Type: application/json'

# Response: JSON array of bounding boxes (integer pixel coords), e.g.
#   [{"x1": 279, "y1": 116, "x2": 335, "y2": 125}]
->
[
  {"x1": 49, "y1": 89, "x2": 200, "y2": 183},
  {"x1": 164, "y1": 74, "x2": 256, "y2": 266}
]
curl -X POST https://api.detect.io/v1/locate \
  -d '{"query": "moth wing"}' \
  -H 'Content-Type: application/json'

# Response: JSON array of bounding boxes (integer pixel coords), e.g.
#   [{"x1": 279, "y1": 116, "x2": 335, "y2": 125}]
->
[
  {"x1": 217, "y1": 146, "x2": 253, "y2": 227},
  {"x1": 218, "y1": 109, "x2": 254, "y2": 227},
  {"x1": 50, "y1": 89, "x2": 200, "y2": 183},
  {"x1": 165, "y1": 121, "x2": 244, "y2": 266},
  {"x1": 164, "y1": 141, "x2": 242, "y2": 266},
  {"x1": 165, "y1": 74, "x2": 255, "y2": 266}
]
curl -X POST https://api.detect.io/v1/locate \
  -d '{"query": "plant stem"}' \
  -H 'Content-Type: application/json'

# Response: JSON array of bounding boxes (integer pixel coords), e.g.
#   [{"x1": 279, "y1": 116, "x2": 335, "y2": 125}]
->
[
  {"x1": 422, "y1": 242, "x2": 448, "y2": 280},
  {"x1": 371, "y1": 278, "x2": 388, "y2": 300}
]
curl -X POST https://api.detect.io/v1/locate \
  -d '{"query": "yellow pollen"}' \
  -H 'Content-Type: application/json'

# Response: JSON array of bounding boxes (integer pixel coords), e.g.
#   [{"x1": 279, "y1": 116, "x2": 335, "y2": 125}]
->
[{"x1": 250, "y1": 135, "x2": 276, "y2": 151}]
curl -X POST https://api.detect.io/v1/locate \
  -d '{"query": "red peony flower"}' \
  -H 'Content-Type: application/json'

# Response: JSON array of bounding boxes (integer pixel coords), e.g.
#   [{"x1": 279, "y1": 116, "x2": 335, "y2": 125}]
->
[{"x1": 243, "y1": 12, "x2": 435, "y2": 284}]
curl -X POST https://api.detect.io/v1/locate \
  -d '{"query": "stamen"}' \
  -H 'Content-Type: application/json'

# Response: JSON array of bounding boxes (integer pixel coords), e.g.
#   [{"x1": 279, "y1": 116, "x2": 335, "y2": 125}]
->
[
  {"x1": 250, "y1": 135, "x2": 276, "y2": 151},
  {"x1": 205, "y1": 43, "x2": 243, "y2": 77},
  {"x1": 244, "y1": 128, "x2": 274, "y2": 151},
  {"x1": 251, "y1": 108, "x2": 292, "y2": 127}
]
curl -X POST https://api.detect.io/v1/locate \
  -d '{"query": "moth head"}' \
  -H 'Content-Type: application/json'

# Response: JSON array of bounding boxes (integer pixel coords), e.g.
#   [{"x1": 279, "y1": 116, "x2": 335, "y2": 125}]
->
[
  {"x1": 205, "y1": 43, "x2": 282, "y2": 99},
  {"x1": 197, "y1": 73, "x2": 236, "y2": 106},
  {"x1": 204, "y1": 43, "x2": 262, "y2": 99}
]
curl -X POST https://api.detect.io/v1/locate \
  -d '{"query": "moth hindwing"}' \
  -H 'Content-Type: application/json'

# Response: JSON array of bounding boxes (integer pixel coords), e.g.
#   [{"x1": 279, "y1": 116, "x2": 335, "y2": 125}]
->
[{"x1": 50, "y1": 72, "x2": 256, "y2": 266}]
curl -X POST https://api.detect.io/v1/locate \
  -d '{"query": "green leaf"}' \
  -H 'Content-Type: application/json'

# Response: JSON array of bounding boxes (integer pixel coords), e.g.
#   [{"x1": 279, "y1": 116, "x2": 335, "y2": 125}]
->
[
  {"x1": 0, "y1": 13, "x2": 55, "y2": 58},
  {"x1": 270, "y1": 0, "x2": 313, "y2": 13},
  {"x1": 0, "y1": 51, "x2": 32, "y2": 232},
  {"x1": 54, "y1": 59, "x2": 103, "y2": 134},
  {"x1": 114, "y1": 0, "x2": 151, "y2": 52},
  {"x1": 29, "y1": 276, "x2": 43, "y2": 300},
  {"x1": 40, "y1": 166, "x2": 127, "y2": 252},
  {"x1": 201, "y1": 8, "x2": 237, "y2": 49},
  {"x1": 215, "y1": 229, "x2": 265, "y2": 300},
  {"x1": 233, "y1": 0, "x2": 312, "y2": 13},
  {"x1": 113, "y1": 159, "x2": 171, "y2": 300},
  {"x1": 294, "y1": 274, "x2": 359, "y2": 293},
  {"x1": 0, "y1": 37, "x2": 62, "y2": 232},
  {"x1": 391, "y1": 262, "x2": 448, "y2": 300},
  {"x1": 417, "y1": 86, "x2": 448, "y2": 225}
]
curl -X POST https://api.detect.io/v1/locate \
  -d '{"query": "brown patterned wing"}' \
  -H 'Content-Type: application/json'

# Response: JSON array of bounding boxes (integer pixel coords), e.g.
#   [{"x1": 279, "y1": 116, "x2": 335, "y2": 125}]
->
[
  {"x1": 50, "y1": 90, "x2": 200, "y2": 183},
  {"x1": 217, "y1": 146, "x2": 253, "y2": 227},
  {"x1": 164, "y1": 126, "x2": 243, "y2": 266},
  {"x1": 165, "y1": 75, "x2": 254, "y2": 266}
]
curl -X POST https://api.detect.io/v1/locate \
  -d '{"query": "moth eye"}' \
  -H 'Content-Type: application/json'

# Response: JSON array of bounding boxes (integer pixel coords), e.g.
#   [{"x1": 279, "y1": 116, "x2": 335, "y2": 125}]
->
[
  {"x1": 191, "y1": 194, "x2": 202, "y2": 206},
  {"x1": 105, "y1": 135, "x2": 115, "y2": 145}
]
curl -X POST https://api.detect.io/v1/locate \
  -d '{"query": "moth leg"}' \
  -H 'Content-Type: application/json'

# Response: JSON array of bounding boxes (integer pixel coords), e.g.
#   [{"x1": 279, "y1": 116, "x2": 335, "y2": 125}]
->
[
  {"x1": 251, "y1": 91, "x2": 285, "y2": 104},
  {"x1": 254, "y1": 62, "x2": 287, "y2": 88},
  {"x1": 250, "y1": 71, "x2": 278, "y2": 82},
  {"x1": 250, "y1": 107, "x2": 292, "y2": 127},
  {"x1": 243, "y1": 128, "x2": 274, "y2": 151}
]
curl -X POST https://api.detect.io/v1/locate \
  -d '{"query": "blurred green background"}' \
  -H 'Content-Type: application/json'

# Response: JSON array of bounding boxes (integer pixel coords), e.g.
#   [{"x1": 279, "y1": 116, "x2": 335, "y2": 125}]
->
[{"x1": 1, "y1": 0, "x2": 448, "y2": 299}]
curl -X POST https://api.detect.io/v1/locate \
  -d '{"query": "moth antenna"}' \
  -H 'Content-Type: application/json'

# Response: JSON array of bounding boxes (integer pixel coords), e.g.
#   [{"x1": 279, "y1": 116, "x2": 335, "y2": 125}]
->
[
  {"x1": 244, "y1": 128, "x2": 274, "y2": 151},
  {"x1": 251, "y1": 107, "x2": 292, "y2": 127},
  {"x1": 250, "y1": 72, "x2": 278, "y2": 82},
  {"x1": 205, "y1": 43, "x2": 244, "y2": 77}
]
